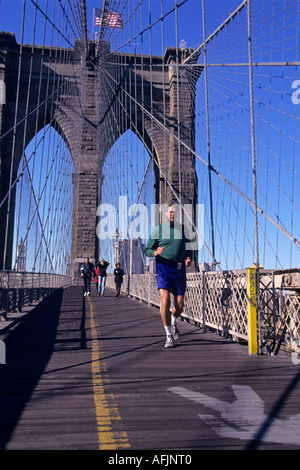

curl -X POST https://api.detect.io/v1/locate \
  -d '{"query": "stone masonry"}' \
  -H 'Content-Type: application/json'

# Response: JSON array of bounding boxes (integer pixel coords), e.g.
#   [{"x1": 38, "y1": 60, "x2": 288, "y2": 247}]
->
[{"x1": 0, "y1": 33, "x2": 201, "y2": 282}]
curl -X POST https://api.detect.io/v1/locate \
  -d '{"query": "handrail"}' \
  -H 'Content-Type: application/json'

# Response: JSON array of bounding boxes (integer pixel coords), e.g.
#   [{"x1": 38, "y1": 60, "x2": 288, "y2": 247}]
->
[{"x1": 0, "y1": 271, "x2": 71, "y2": 320}]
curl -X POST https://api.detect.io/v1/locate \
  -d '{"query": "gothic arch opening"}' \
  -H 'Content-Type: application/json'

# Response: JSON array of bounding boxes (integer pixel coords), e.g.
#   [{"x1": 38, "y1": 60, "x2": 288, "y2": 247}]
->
[
  {"x1": 97, "y1": 129, "x2": 155, "y2": 274},
  {"x1": 12, "y1": 128, "x2": 74, "y2": 275}
]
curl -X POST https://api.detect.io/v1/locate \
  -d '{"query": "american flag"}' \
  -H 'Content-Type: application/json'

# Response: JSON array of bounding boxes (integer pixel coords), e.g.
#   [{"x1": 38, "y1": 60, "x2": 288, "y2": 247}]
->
[{"x1": 94, "y1": 8, "x2": 123, "y2": 28}]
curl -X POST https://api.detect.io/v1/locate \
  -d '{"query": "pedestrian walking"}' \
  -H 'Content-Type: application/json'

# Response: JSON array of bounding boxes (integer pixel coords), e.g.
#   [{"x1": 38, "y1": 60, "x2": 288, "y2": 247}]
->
[
  {"x1": 97, "y1": 258, "x2": 110, "y2": 296},
  {"x1": 144, "y1": 203, "x2": 193, "y2": 348},
  {"x1": 114, "y1": 262, "x2": 124, "y2": 297},
  {"x1": 80, "y1": 257, "x2": 95, "y2": 297},
  {"x1": 94, "y1": 265, "x2": 99, "y2": 293}
]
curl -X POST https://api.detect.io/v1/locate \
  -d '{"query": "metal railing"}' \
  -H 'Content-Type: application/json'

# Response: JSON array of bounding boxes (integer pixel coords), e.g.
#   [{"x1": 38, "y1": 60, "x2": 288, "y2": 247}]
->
[
  {"x1": 106, "y1": 268, "x2": 300, "y2": 356},
  {"x1": 0, "y1": 271, "x2": 71, "y2": 320}
]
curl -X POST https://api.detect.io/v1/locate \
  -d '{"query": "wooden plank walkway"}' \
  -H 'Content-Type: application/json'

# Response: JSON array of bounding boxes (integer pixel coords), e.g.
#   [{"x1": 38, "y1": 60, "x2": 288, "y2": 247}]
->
[{"x1": 0, "y1": 285, "x2": 299, "y2": 452}]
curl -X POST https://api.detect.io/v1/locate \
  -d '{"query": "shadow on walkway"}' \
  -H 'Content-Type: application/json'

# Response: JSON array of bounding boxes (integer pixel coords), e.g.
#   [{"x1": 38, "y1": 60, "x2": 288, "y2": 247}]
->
[{"x1": 0, "y1": 289, "x2": 63, "y2": 449}]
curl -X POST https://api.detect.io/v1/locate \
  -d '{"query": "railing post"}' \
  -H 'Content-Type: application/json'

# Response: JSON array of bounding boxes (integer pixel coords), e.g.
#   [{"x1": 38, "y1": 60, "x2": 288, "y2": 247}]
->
[
  {"x1": 0, "y1": 339, "x2": 6, "y2": 364},
  {"x1": 247, "y1": 267, "x2": 258, "y2": 355},
  {"x1": 148, "y1": 274, "x2": 151, "y2": 306},
  {"x1": 127, "y1": 274, "x2": 130, "y2": 297},
  {"x1": 201, "y1": 271, "x2": 206, "y2": 333},
  {"x1": 18, "y1": 272, "x2": 24, "y2": 312}
]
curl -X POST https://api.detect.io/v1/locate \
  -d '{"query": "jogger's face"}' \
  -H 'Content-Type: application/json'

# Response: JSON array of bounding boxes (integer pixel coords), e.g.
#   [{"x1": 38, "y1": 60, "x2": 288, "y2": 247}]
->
[{"x1": 165, "y1": 206, "x2": 175, "y2": 223}]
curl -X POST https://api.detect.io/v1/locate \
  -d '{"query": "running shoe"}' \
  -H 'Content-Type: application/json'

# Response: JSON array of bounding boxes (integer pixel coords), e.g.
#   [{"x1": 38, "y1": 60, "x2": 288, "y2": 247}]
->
[
  {"x1": 173, "y1": 325, "x2": 180, "y2": 341},
  {"x1": 165, "y1": 335, "x2": 175, "y2": 348}
]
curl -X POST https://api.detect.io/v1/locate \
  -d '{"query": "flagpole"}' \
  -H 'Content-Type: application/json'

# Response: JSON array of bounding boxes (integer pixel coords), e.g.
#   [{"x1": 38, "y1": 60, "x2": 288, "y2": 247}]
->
[{"x1": 92, "y1": 8, "x2": 95, "y2": 39}]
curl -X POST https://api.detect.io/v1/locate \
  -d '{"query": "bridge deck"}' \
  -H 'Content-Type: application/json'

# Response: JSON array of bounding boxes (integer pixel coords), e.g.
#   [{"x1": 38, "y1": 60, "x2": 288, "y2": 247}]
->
[{"x1": 0, "y1": 286, "x2": 299, "y2": 452}]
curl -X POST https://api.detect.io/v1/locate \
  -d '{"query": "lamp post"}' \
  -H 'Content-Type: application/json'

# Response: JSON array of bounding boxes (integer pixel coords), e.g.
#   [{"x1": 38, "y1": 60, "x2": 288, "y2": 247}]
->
[{"x1": 112, "y1": 228, "x2": 122, "y2": 266}]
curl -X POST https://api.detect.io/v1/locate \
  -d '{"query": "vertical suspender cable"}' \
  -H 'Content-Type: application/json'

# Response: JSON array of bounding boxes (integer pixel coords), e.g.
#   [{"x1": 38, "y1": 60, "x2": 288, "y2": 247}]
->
[
  {"x1": 247, "y1": 0, "x2": 259, "y2": 269},
  {"x1": 175, "y1": 0, "x2": 182, "y2": 221},
  {"x1": 202, "y1": 0, "x2": 216, "y2": 265},
  {"x1": 161, "y1": 0, "x2": 167, "y2": 206},
  {"x1": 247, "y1": 0, "x2": 261, "y2": 354},
  {"x1": 3, "y1": 0, "x2": 27, "y2": 270},
  {"x1": 81, "y1": 0, "x2": 88, "y2": 57}
]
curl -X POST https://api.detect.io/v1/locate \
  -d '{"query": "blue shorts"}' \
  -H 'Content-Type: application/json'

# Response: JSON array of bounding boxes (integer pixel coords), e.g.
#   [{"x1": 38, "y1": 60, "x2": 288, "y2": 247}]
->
[{"x1": 156, "y1": 258, "x2": 186, "y2": 296}]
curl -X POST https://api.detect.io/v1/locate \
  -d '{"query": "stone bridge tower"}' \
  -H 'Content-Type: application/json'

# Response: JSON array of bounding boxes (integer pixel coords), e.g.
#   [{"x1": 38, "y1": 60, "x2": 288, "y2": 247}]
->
[{"x1": 0, "y1": 32, "x2": 201, "y2": 282}]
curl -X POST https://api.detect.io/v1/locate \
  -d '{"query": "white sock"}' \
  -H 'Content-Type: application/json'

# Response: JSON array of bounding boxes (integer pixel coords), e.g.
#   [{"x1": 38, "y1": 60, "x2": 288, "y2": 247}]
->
[
  {"x1": 171, "y1": 315, "x2": 177, "y2": 326},
  {"x1": 164, "y1": 325, "x2": 172, "y2": 336}
]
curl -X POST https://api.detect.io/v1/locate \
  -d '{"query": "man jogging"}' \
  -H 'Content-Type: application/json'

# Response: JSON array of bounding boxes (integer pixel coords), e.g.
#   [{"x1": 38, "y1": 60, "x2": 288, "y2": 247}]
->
[{"x1": 145, "y1": 203, "x2": 193, "y2": 348}]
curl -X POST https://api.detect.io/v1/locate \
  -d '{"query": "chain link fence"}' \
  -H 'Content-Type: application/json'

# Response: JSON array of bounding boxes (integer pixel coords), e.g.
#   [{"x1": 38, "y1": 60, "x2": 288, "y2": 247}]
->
[{"x1": 106, "y1": 268, "x2": 300, "y2": 356}]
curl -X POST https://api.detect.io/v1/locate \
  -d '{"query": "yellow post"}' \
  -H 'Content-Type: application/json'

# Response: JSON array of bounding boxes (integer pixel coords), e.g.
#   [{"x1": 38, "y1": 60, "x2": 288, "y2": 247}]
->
[{"x1": 247, "y1": 267, "x2": 258, "y2": 355}]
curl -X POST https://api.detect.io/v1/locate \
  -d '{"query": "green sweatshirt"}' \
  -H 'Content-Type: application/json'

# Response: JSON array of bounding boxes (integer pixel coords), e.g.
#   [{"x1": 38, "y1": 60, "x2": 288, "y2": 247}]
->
[{"x1": 144, "y1": 222, "x2": 193, "y2": 263}]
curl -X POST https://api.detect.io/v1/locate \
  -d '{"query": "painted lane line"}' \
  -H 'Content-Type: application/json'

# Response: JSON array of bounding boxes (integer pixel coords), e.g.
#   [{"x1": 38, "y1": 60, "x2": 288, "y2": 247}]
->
[{"x1": 89, "y1": 297, "x2": 130, "y2": 450}]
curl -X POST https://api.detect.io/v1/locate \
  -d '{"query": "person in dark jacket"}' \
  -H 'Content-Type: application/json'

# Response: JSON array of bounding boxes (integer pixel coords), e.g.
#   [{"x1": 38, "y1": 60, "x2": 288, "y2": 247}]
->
[
  {"x1": 114, "y1": 262, "x2": 124, "y2": 297},
  {"x1": 80, "y1": 257, "x2": 95, "y2": 297},
  {"x1": 97, "y1": 258, "x2": 110, "y2": 296}
]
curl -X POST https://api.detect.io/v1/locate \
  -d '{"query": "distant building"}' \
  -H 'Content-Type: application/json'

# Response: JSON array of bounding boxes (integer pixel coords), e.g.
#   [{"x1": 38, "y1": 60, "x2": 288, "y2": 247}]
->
[
  {"x1": 198, "y1": 262, "x2": 215, "y2": 272},
  {"x1": 116, "y1": 238, "x2": 146, "y2": 274},
  {"x1": 147, "y1": 258, "x2": 156, "y2": 274},
  {"x1": 65, "y1": 253, "x2": 71, "y2": 277},
  {"x1": 14, "y1": 238, "x2": 26, "y2": 272}
]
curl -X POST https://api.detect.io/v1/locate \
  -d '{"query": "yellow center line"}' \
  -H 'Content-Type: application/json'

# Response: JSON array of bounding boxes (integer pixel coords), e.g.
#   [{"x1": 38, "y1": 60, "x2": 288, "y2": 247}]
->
[{"x1": 88, "y1": 297, "x2": 130, "y2": 450}]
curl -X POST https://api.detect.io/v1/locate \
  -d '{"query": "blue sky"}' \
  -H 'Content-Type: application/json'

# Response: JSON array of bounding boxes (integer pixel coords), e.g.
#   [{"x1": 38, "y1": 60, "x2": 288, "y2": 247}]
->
[
  {"x1": 1, "y1": 0, "x2": 299, "y2": 271},
  {"x1": 0, "y1": 0, "x2": 245, "y2": 49}
]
